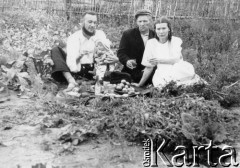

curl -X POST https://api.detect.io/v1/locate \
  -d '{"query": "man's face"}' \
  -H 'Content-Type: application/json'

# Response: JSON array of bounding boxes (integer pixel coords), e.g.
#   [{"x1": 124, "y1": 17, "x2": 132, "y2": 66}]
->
[
  {"x1": 136, "y1": 15, "x2": 151, "y2": 33},
  {"x1": 83, "y1": 14, "x2": 97, "y2": 33}
]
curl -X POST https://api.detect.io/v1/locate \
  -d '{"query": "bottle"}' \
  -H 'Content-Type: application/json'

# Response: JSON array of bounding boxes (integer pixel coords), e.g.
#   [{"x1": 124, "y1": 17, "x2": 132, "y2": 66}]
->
[
  {"x1": 95, "y1": 75, "x2": 102, "y2": 95},
  {"x1": 103, "y1": 81, "x2": 110, "y2": 94}
]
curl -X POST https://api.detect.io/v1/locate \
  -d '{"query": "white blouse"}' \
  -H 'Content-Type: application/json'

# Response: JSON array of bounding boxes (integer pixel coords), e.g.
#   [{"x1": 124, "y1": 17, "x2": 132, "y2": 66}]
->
[{"x1": 141, "y1": 36, "x2": 183, "y2": 68}]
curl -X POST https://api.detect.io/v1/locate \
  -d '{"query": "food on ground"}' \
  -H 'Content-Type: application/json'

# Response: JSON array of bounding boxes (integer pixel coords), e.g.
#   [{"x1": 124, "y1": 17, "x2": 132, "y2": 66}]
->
[{"x1": 115, "y1": 80, "x2": 135, "y2": 94}]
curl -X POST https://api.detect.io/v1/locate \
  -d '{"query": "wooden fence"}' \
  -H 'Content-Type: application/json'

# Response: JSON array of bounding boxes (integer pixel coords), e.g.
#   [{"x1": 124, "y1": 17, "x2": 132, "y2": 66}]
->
[{"x1": 0, "y1": 0, "x2": 240, "y2": 20}]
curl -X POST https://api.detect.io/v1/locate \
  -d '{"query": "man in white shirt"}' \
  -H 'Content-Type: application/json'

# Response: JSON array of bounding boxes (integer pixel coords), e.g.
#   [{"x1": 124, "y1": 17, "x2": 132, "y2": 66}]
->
[{"x1": 51, "y1": 11, "x2": 118, "y2": 91}]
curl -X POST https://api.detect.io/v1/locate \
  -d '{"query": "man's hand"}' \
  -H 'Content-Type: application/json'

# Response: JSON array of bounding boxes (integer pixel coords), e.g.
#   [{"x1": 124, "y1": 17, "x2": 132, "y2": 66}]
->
[
  {"x1": 126, "y1": 59, "x2": 137, "y2": 69},
  {"x1": 88, "y1": 69, "x2": 96, "y2": 75},
  {"x1": 76, "y1": 50, "x2": 89, "y2": 64}
]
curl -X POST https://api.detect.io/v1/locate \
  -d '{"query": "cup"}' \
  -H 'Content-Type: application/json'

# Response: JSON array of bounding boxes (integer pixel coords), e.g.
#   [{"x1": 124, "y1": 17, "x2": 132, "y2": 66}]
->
[
  {"x1": 108, "y1": 84, "x2": 115, "y2": 94},
  {"x1": 103, "y1": 81, "x2": 110, "y2": 94},
  {"x1": 132, "y1": 59, "x2": 137, "y2": 68}
]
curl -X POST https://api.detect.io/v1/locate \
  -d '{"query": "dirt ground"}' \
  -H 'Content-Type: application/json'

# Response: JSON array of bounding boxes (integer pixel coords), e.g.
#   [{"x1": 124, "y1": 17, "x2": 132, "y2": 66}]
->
[
  {"x1": 0, "y1": 92, "x2": 149, "y2": 168},
  {"x1": 0, "y1": 92, "x2": 239, "y2": 168}
]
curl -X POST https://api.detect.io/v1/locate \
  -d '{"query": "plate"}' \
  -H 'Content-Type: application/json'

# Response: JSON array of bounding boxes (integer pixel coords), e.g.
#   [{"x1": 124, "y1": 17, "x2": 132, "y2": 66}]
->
[
  {"x1": 114, "y1": 89, "x2": 140, "y2": 97},
  {"x1": 128, "y1": 92, "x2": 140, "y2": 97},
  {"x1": 114, "y1": 89, "x2": 126, "y2": 95}
]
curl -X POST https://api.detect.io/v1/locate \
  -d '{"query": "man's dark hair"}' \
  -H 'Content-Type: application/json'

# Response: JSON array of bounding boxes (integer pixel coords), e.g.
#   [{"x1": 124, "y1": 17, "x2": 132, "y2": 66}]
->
[
  {"x1": 83, "y1": 11, "x2": 97, "y2": 17},
  {"x1": 154, "y1": 17, "x2": 172, "y2": 41}
]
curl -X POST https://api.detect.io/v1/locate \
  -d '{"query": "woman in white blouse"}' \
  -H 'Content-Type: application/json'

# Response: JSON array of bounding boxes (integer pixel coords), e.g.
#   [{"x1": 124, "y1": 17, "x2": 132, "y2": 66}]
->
[{"x1": 137, "y1": 17, "x2": 197, "y2": 88}]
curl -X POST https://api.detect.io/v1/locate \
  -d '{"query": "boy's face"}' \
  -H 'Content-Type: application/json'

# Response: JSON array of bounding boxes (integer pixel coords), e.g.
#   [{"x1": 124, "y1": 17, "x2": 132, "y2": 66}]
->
[{"x1": 96, "y1": 42, "x2": 107, "y2": 51}]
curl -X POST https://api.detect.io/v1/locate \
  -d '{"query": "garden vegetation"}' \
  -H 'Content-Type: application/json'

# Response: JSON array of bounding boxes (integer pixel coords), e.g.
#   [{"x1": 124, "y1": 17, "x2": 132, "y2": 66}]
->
[{"x1": 0, "y1": 9, "x2": 240, "y2": 164}]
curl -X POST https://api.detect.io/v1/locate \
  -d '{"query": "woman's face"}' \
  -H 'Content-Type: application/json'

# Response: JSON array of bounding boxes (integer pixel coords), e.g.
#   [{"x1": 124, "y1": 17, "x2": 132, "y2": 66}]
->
[{"x1": 155, "y1": 23, "x2": 169, "y2": 41}]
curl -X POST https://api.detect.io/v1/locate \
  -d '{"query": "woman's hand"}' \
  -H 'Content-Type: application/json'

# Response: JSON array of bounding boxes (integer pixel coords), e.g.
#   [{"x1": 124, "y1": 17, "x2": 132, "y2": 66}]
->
[
  {"x1": 138, "y1": 67, "x2": 154, "y2": 87},
  {"x1": 148, "y1": 58, "x2": 160, "y2": 65},
  {"x1": 149, "y1": 57, "x2": 180, "y2": 65},
  {"x1": 131, "y1": 83, "x2": 140, "y2": 87}
]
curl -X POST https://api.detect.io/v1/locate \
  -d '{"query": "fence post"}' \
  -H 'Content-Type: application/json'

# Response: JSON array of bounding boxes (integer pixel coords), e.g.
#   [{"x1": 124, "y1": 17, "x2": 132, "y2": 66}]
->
[
  {"x1": 128, "y1": 0, "x2": 133, "y2": 25},
  {"x1": 140, "y1": 0, "x2": 145, "y2": 8},
  {"x1": 119, "y1": 0, "x2": 122, "y2": 25},
  {"x1": 64, "y1": 0, "x2": 72, "y2": 20},
  {"x1": 1, "y1": 0, "x2": 240, "y2": 20}
]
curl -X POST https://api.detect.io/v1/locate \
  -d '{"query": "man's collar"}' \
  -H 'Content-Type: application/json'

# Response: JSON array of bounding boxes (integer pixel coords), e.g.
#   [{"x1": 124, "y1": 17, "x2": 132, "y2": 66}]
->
[
  {"x1": 82, "y1": 26, "x2": 95, "y2": 39},
  {"x1": 139, "y1": 29, "x2": 150, "y2": 36}
]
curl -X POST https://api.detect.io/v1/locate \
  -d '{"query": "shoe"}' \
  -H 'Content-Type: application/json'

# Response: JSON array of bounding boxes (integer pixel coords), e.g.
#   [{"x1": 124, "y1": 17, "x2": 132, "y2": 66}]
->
[{"x1": 0, "y1": 83, "x2": 10, "y2": 103}]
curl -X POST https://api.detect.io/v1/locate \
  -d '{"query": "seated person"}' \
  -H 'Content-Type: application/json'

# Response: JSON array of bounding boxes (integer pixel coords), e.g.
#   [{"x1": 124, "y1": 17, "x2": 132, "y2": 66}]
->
[
  {"x1": 51, "y1": 11, "x2": 117, "y2": 91},
  {"x1": 117, "y1": 9, "x2": 156, "y2": 84},
  {"x1": 138, "y1": 17, "x2": 199, "y2": 88}
]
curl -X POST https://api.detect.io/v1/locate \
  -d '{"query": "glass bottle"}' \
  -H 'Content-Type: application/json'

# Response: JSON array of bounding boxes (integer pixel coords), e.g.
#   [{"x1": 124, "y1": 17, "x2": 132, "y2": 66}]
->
[{"x1": 95, "y1": 75, "x2": 102, "y2": 95}]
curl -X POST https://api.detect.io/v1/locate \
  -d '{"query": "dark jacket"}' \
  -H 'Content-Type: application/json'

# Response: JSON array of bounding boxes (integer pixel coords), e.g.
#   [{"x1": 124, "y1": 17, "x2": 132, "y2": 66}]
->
[{"x1": 117, "y1": 27, "x2": 156, "y2": 82}]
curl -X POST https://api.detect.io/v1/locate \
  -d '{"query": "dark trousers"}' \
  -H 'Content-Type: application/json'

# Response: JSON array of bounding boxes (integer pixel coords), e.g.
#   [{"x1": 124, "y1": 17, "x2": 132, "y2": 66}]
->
[{"x1": 51, "y1": 47, "x2": 94, "y2": 83}]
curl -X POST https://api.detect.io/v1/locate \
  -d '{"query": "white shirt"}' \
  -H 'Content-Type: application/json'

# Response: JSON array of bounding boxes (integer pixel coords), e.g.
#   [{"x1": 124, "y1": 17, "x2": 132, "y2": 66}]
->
[
  {"x1": 141, "y1": 36, "x2": 196, "y2": 87},
  {"x1": 141, "y1": 36, "x2": 183, "y2": 68},
  {"x1": 141, "y1": 34, "x2": 149, "y2": 46},
  {"x1": 66, "y1": 29, "x2": 107, "y2": 72}
]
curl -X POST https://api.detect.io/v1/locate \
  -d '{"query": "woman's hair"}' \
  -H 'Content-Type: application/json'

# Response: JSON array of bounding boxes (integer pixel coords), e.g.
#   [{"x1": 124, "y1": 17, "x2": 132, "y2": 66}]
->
[{"x1": 154, "y1": 17, "x2": 172, "y2": 41}]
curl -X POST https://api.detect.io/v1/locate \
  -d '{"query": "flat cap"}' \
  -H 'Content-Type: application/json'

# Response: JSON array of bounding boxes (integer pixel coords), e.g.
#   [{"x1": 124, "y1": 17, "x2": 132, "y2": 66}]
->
[{"x1": 134, "y1": 9, "x2": 152, "y2": 19}]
